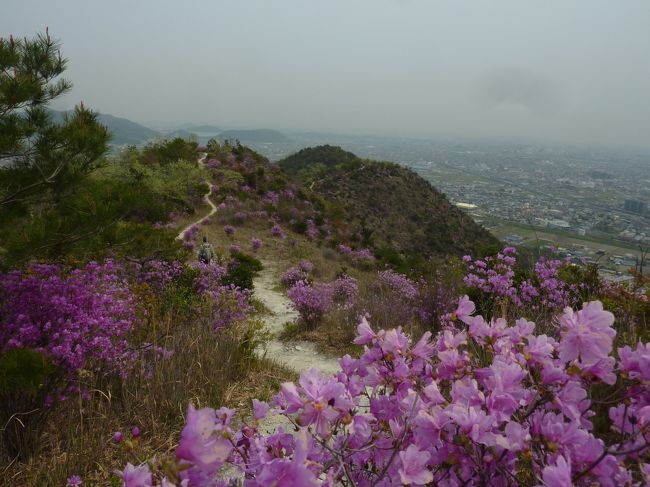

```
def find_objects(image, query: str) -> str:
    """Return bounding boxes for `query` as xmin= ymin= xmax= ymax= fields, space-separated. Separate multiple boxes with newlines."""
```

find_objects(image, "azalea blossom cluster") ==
xmin=250 ymin=237 xmax=263 ymax=252
xmin=379 ymin=269 xmax=419 ymax=301
xmin=286 ymin=280 xmax=333 ymax=327
xmin=281 ymin=261 xmax=314 ymax=288
xmin=191 ymin=262 xmax=253 ymax=331
xmin=205 ymin=284 xmax=252 ymax=331
xmin=132 ymin=260 xmax=185 ymax=294
xmin=271 ymin=223 xmax=286 ymax=239
xmin=305 ymin=219 xmax=319 ymax=240
xmin=118 ymin=296 xmax=650 ymax=486
xmin=287 ymin=275 xmax=359 ymax=327
xmin=329 ymin=274 xmax=359 ymax=309
xmin=0 ymin=261 xmax=137 ymax=382
xmin=337 ymin=244 xmax=375 ymax=267
xmin=463 ymin=247 xmax=586 ymax=314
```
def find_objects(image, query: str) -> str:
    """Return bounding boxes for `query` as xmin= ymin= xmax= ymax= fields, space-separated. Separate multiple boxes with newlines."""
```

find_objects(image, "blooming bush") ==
xmin=379 ymin=269 xmax=418 ymax=301
xmin=330 ymin=274 xmax=358 ymax=309
xmin=306 ymin=219 xmax=319 ymax=240
xmin=368 ymin=269 xmax=423 ymax=326
xmin=117 ymin=296 xmax=650 ymax=486
xmin=298 ymin=260 xmax=314 ymax=273
xmin=271 ymin=223 xmax=285 ymax=238
xmin=191 ymin=262 xmax=229 ymax=294
xmin=205 ymin=284 xmax=253 ymax=331
xmin=281 ymin=266 xmax=310 ymax=288
xmin=287 ymin=281 xmax=333 ymax=328
xmin=223 ymin=225 xmax=235 ymax=237
xmin=250 ymin=237 xmax=263 ymax=252
xmin=0 ymin=261 xmax=139 ymax=459
xmin=0 ymin=261 xmax=136 ymax=382
xmin=191 ymin=262 xmax=253 ymax=331
xmin=463 ymin=247 xmax=595 ymax=320
xmin=338 ymin=244 xmax=352 ymax=255
xmin=351 ymin=247 xmax=375 ymax=264
xmin=233 ymin=211 xmax=247 ymax=223
xmin=132 ymin=260 xmax=184 ymax=294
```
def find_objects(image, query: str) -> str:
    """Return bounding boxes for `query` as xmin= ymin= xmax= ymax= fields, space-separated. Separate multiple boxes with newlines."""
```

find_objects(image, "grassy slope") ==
xmin=278 ymin=146 xmax=501 ymax=262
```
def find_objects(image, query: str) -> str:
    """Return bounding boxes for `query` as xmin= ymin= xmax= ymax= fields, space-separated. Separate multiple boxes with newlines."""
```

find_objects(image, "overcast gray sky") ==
xmin=3 ymin=0 xmax=650 ymax=149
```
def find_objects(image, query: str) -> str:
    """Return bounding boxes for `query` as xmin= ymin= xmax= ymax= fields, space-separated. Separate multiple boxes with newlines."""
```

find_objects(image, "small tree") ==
xmin=0 ymin=30 xmax=109 ymax=209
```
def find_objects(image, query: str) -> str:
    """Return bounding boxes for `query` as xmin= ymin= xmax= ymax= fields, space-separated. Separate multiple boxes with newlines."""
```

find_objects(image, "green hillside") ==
xmin=279 ymin=145 xmax=500 ymax=261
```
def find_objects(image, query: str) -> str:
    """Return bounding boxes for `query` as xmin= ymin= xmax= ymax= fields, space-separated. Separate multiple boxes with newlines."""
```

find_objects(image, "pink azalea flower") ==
xmin=176 ymin=404 xmax=232 ymax=484
xmin=539 ymin=455 xmax=572 ymax=487
xmin=66 ymin=475 xmax=82 ymax=486
xmin=114 ymin=463 xmax=152 ymax=487
xmin=255 ymin=429 xmax=319 ymax=487
xmin=252 ymin=399 xmax=270 ymax=421
xmin=558 ymin=301 xmax=615 ymax=365
xmin=398 ymin=444 xmax=433 ymax=485
xmin=353 ymin=317 xmax=376 ymax=345
xmin=455 ymin=295 xmax=475 ymax=324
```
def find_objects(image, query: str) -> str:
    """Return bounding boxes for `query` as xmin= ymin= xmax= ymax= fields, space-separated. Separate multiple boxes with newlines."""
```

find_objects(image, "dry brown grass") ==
xmin=2 ymin=303 xmax=294 ymax=486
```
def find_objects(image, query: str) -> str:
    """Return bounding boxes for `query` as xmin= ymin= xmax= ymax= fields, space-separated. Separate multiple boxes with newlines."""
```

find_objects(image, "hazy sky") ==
xmin=3 ymin=0 xmax=650 ymax=149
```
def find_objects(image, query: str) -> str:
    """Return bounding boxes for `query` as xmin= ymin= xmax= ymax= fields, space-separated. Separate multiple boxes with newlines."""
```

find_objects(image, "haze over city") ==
xmin=3 ymin=0 xmax=650 ymax=150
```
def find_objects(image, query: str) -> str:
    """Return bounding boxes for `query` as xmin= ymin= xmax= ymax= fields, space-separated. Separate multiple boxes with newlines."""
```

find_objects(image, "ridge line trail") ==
xmin=176 ymin=152 xmax=216 ymax=240
xmin=175 ymin=153 xmax=339 ymax=377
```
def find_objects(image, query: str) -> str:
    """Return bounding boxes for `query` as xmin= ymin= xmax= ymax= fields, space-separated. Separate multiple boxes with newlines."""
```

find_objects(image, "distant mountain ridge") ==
xmin=183 ymin=124 xmax=221 ymax=133
xmin=218 ymin=129 xmax=291 ymax=143
xmin=279 ymin=145 xmax=500 ymax=261
xmin=51 ymin=111 xmax=292 ymax=147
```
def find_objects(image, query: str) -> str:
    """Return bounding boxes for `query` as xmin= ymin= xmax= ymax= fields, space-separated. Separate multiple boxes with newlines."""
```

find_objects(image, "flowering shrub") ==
xmin=463 ymin=247 xmax=594 ymax=319
xmin=264 ymin=190 xmax=280 ymax=207
xmin=223 ymin=225 xmax=235 ymax=237
xmin=191 ymin=262 xmax=228 ymax=294
xmin=366 ymin=269 xmax=424 ymax=326
xmin=205 ymin=158 xmax=220 ymax=169
xmin=0 ymin=261 xmax=136 ymax=382
xmin=298 ymin=260 xmax=314 ymax=273
xmin=205 ymin=284 xmax=253 ymax=331
xmin=306 ymin=219 xmax=319 ymax=240
xmin=287 ymin=281 xmax=333 ymax=328
xmin=117 ymin=296 xmax=650 ymax=486
xmin=281 ymin=266 xmax=310 ymax=288
xmin=351 ymin=247 xmax=375 ymax=264
xmin=338 ymin=244 xmax=352 ymax=255
xmin=250 ymin=237 xmax=263 ymax=252
xmin=330 ymin=274 xmax=358 ymax=309
xmin=0 ymin=261 xmax=138 ymax=459
xmin=463 ymin=247 xmax=518 ymax=300
xmin=271 ymin=223 xmax=285 ymax=238
xmin=228 ymin=244 xmax=241 ymax=255
xmin=190 ymin=262 xmax=253 ymax=331
xmin=233 ymin=211 xmax=247 ymax=223
xmin=379 ymin=269 xmax=418 ymax=301
xmin=132 ymin=260 xmax=184 ymax=294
